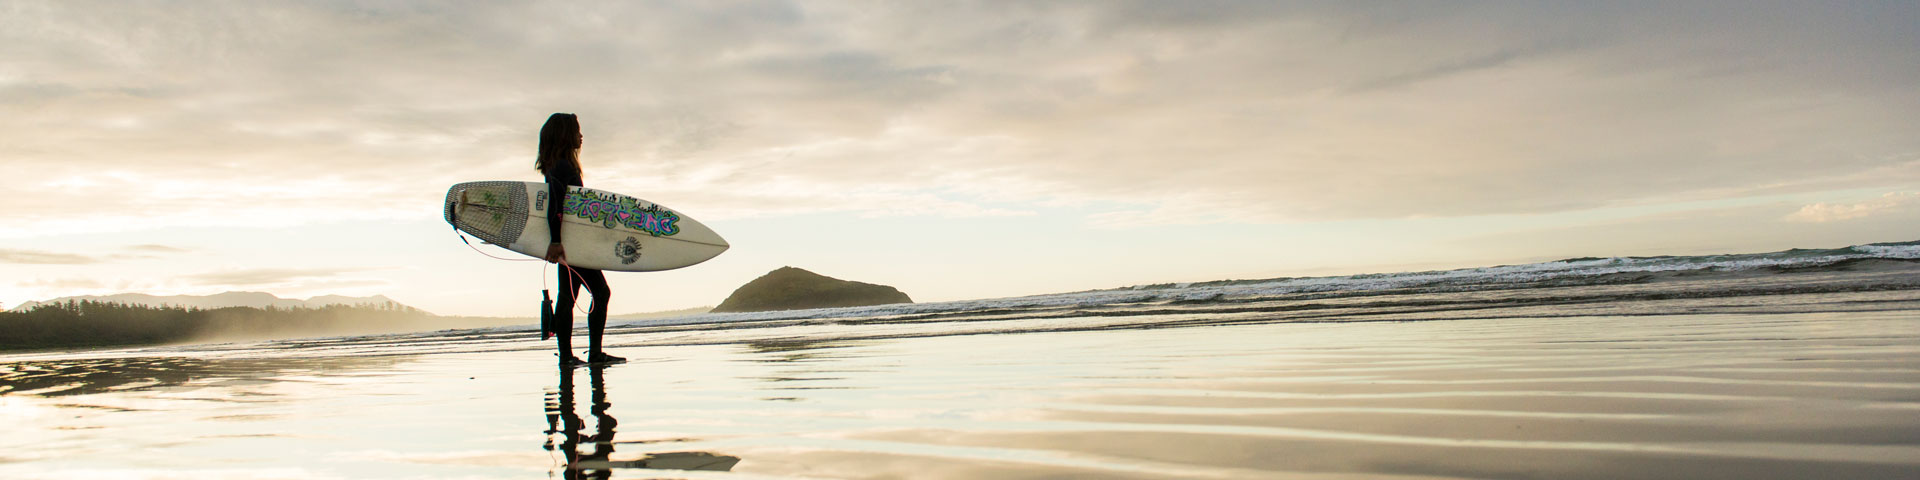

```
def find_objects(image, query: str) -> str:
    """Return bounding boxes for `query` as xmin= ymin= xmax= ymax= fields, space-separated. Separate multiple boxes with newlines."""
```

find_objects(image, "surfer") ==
xmin=537 ymin=113 xmax=623 ymax=366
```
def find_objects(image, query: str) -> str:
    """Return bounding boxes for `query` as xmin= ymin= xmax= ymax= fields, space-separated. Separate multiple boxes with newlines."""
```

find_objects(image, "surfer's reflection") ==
xmin=544 ymin=363 xmax=741 ymax=478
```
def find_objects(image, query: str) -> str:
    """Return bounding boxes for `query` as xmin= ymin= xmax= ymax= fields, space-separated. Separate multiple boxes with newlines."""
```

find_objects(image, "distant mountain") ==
xmin=9 ymin=292 xmax=419 ymax=313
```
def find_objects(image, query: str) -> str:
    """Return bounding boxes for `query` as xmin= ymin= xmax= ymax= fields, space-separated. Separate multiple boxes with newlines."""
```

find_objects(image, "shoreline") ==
xmin=3 ymin=311 xmax=1916 ymax=479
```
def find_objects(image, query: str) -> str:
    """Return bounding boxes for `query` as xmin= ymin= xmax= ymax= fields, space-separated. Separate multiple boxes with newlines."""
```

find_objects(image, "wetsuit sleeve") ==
xmin=547 ymin=176 xmax=564 ymax=244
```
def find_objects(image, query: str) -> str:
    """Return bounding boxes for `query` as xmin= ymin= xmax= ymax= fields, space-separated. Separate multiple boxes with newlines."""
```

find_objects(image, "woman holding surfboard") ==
xmin=537 ymin=113 xmax=622 ymax=366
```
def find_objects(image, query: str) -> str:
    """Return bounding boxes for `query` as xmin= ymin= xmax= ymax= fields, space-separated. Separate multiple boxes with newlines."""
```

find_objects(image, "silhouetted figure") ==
xmin=535 ymin=113 xmax=622 ymax=366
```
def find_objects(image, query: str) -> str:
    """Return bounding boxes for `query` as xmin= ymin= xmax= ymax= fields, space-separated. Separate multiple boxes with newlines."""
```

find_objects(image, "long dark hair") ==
xmin=535 ymin=113 xmax=582 ymax=176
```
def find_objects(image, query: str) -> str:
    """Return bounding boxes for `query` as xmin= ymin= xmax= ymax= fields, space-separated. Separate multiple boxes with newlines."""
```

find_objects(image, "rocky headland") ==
xmin=712 ymin=267 xmax=912 ymax=313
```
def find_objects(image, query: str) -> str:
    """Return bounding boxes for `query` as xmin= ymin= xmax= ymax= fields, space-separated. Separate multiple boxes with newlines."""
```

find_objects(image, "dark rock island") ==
xmin=712 ymin=267 xmax=912 ymax=313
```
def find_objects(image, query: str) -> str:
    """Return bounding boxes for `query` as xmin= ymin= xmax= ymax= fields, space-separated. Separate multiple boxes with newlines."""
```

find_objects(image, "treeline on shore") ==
xmin=0 ymin=300 xmax=443 ymax=350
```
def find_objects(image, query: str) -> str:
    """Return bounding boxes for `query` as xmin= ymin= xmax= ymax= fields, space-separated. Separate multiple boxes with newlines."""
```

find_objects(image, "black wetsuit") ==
xmin=545 ymin=162 xmax=612 ymax=357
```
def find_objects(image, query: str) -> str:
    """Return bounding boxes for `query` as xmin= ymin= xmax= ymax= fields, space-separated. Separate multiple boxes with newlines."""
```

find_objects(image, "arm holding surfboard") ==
xmin=544 ymin=178 xmax=567 ymax=264
xmin=542 ymin=130 xmax=583 ymax=265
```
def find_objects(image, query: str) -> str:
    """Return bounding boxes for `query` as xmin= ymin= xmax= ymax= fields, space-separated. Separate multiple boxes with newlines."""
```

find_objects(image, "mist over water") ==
xmin=2 ymin=242 xmax=1918 ymax=479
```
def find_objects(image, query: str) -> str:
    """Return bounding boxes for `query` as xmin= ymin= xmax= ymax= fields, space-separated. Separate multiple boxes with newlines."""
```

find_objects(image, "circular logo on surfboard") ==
xmin=615 ymin=237 xmax=643 ymax=265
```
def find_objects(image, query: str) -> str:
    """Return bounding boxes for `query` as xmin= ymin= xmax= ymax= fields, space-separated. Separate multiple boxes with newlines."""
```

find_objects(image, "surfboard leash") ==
xmin=451 ymin=227 xmax=593 ymax=316
xmin=551 ymin=259 xmax=595 ymax=316
xmin=453 ymin=229 xmax=542 ymax=263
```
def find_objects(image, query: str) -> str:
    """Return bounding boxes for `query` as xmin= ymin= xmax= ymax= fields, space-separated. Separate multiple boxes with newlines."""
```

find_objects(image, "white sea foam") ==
xmin=613 ymin=241 xmax=1920 ymax=330
xmin=1853 ymin=244 xmax=1920 ymax=258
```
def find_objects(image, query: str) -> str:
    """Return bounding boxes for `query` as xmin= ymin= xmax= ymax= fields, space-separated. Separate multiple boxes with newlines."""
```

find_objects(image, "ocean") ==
xmin=2 ymin=241 xmax=1918 ymax=479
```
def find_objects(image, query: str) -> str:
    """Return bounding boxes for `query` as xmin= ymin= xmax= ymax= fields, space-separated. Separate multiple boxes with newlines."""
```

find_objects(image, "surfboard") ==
xmin=444 ymin=181 xmax=728 ymax=271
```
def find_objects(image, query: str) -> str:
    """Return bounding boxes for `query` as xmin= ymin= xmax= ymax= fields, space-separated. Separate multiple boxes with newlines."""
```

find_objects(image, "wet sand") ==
xmin=2 ymin=311 xmax=1918 ymax=479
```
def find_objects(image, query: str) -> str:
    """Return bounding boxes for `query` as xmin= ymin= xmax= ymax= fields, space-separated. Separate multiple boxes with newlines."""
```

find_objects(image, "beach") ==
xmin=3 ymin=314 xmax=1918 ymax=478
xmin=3 ymin=250 xmax=1920 ymax=479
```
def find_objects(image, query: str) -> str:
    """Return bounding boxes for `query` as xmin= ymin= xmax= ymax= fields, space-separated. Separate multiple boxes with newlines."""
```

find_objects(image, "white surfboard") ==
xmin=444 ymin=181 xmax=728 ymax=271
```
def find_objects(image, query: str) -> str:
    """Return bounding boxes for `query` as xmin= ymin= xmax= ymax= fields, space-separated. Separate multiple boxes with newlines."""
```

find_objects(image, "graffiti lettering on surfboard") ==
xmin=563 ymin=190 xmax=681 ymax=237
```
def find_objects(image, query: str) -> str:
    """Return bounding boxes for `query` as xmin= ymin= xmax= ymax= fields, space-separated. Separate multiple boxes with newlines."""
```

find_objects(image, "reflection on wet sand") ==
xmin=738 ymin=339 xmax=868 ymax=402
xmin=544 ymin=363 xmax=740 ymax=478
xmin=0 ymin=355 xmax=408 ymax=397
xmin=744 ymin=339 xmax=863 ymax=359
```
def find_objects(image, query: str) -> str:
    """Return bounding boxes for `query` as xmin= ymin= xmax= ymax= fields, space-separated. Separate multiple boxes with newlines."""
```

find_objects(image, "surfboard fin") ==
xmin=540 ymin=289 xmax=554 ymax=341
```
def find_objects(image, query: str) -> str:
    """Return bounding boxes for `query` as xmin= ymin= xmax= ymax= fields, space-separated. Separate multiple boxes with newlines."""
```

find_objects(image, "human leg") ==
xmin=576 ymin=268 xmax=622 ymax=360
xmin=554 ymin=264 xmax=586 ymax=365
xmin=576 ymin=268 xmax=622 ymax=363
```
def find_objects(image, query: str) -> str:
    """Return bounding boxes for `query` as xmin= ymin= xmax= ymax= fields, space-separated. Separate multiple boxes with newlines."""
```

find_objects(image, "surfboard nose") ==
xmin=448 ymin=190 xmax=465 ymax=223
xmin=443 ymin=188 xmax=463 ymax=227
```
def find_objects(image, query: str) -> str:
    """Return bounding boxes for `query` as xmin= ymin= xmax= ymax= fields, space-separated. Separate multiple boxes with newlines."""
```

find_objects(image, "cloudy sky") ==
xmin=3 ymin=1 xmax=1917 ymax=316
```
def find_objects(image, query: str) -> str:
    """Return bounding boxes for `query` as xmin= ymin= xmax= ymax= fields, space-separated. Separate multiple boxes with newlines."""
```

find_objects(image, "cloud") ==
xmin=16 ymin=278 xmax=105 ymax=289
xmin=108 ymin=244 xmax=193 ymax=260
xmin=1785 ymin=192 xmax=1920 ymax=223
xmin=0 ymin=1 xmax=1916 ymax=236
xmin=126 ymin=244 xmax=190 ymax=253
xmin=0 ymin=249 xmax=97 ymax=264
xmin=0 ymin=244 xmax=193 ymax=264
xmin=1342 ymin=47 xmax=1543 ymax=94
xmin=184 ymin=268 xmax=374 ymax=287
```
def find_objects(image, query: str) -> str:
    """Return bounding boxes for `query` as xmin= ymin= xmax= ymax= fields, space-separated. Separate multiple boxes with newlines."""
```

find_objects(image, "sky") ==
xmin=3 ymin=1 xmax=1918 ymax=316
